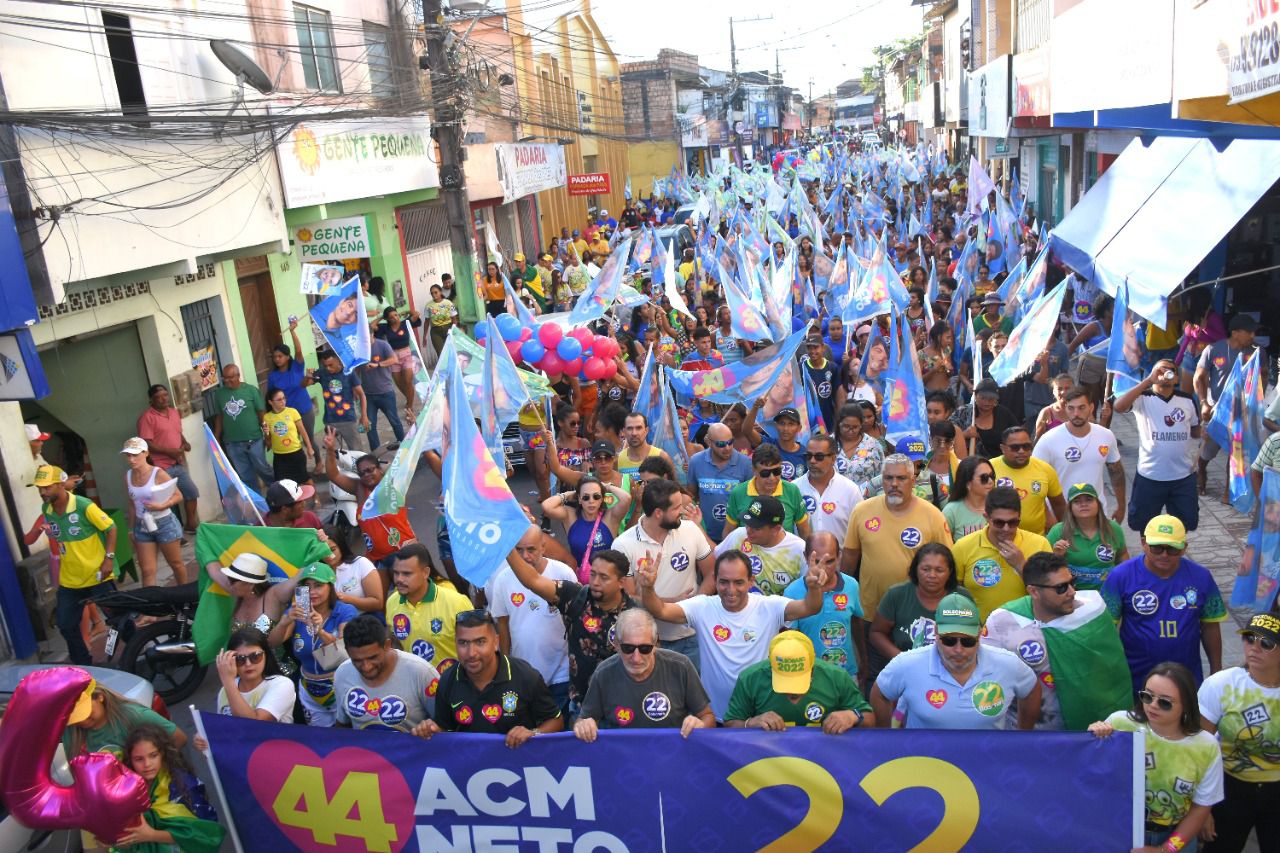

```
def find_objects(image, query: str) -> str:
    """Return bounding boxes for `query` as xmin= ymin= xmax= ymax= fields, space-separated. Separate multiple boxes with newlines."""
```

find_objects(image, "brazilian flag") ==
xmin=193 ymin=524 xmax=333 ymax=665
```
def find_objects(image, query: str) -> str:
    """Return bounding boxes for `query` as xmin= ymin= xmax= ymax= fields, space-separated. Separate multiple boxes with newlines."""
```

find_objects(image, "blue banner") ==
xmin=200 ymin=714 xmax=1139 ymax=852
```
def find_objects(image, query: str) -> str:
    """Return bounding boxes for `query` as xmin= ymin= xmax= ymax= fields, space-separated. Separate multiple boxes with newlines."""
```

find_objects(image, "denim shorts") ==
xmin=133 ymin=512 xmax=182 ymax=544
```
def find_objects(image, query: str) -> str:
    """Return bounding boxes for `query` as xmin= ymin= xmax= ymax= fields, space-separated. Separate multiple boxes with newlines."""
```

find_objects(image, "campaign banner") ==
xmin=496 ymin=143 xmax=567 ymax=204
xmin=568 ymin=173 xmax=611 ymax=196
xmin=200 ymin=714 xmax=1140 ymax=852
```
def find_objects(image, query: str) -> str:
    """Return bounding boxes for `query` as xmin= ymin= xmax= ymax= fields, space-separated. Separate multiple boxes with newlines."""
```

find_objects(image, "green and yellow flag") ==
xmin=192 ymin=524 xmax=333 ymax=665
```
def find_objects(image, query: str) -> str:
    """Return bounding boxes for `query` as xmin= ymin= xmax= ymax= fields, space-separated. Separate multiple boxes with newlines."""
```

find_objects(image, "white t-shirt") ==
xmin=1031 ymin=422 xmax=1120 ymax=513
xmin=676 ymin=593 xmax=790 ymax=720
xmin=795 ymin=472 xmax=863 ymax=540
xmin=487 ymin=559 xmax=576 ymax=685
xmin=216 ymin=674 xmax=295 ymax=723
xmin=715 ymin=528 xmax=807 ymax=596
xmin=612 ymin=520 xmax=712 ymax=642
xmin=335 ymin=557 xmax=377 ymax=601
xmin=1129 ymin=389 xmax=1200 ymax=481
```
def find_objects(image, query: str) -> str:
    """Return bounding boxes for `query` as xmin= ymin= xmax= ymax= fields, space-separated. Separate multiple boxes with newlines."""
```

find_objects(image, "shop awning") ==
xmin=1049 ymin=136 xmax=1280 ymax=325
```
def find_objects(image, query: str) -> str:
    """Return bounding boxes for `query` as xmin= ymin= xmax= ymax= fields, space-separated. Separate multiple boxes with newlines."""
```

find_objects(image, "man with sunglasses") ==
xmin=574 ymin=609 xmax=713 ymax=740
xmin=954 ymin=486 xmax=1051 ymax=622
xmin=989 ymin=426 xmax=1065 ymax=534
xmin=1103 ymin=515 xmax=1226 ymax=694
xmin=413 ymin=610 xmax=563 ymax=747
xmin=983 ymin=553 xmax=1131 ymax=731
xmin=870 ymin=592 xmax=1041 ymax=730
xmin=745 ymin=405 xmax=807 ymax=482
xmin=688 ymin=424 xmax=753 ymax=542
xmin=723 ymin=444 xmax=811 ymax=539
xmin=795 ymin=434 xmax=863 ymax=540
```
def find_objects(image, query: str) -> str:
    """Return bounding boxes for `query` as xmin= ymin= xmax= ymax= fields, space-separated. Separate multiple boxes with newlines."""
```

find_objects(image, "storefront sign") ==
xmin=567 ymin=173 xmax=611 ymax=196
xmin=276 ymin=116 xmax=438 ymax=208
xmin=681 ymin=114 xmax=708 ymax=148
xmin=1051 ymin=0 xmax=1172 ymax=114
xmin=292 ymin=216 xmax=371 ymax=262
xmin=1013 ymin=44 xmax=1051 ymax=117
xmin=1228 ymin=1 xmax=1280 ymax=103
xmin=495 ymin=142 xmax=567 ymax=204
xmin=992 ymin=138 xmax=1012 ymax=158
xmin=968 ymin=55 xmax=1010 ymax=138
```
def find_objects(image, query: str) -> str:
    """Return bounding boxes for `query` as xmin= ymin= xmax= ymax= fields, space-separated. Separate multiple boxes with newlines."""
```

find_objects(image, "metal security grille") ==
xmin=517 ymin=195 xmax=539 ymax=257
xmin=496 ymin=203 xmax=518 ymax=263
xmin=181 ymin=297 xmax=221 ymax=419
xmin=399 ymin=202 xmax=450 ymax=252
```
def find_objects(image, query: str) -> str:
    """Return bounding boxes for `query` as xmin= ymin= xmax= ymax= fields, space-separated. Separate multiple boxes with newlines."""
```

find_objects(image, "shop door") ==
xmin=235 ymin=256 xmax=281 ymax=388
xmin=397 ymin=202 xmax=452 ymax=311
xmin=1037 ymin=139 xmax=1059 ymax=227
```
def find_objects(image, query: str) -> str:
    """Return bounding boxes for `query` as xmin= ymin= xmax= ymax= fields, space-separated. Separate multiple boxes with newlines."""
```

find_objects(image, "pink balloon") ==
xmin=540 ymin=351 xmax=566 ymax=375
xmin=537 ymin=323 xmax=563 ymax=348
xmin=583 ymin=356 xmax=608 ymax=380
xmin=562 ymin=357 xmax=583 ymax=375
xmin=596 ymin=337 xmax=618 ymax=359
xmin=570 ymin=327 xmax=594 ymax=345
xmin=505 ymin=340 xmax=524 ymax=360
xmin=0 ymin=667 xmax=149 ymax=843
xmin=519 ymin=326 xmax=533 ymax=341
xmin=601 ymin=359 xmax=618 ymax=379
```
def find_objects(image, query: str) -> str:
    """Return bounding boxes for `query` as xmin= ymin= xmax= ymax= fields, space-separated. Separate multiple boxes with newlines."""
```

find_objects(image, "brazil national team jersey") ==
xmin=1102 ymin=556 xmax=1226 ymax=692
xmin=385 ymin=581 xmax=473 ymax=673
xmin=43 ymin=495 xmax=114 ymax=589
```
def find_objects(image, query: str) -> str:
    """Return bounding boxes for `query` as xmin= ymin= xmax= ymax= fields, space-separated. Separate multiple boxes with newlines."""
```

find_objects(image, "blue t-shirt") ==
xmin=783 ymin=574 xmax=864 ymax=676
xmin=824 ymin=335 xmax=846 ymax=371
xmin=875 ymin=643 xmax=1038 ymax=730
xmin=293 ymin=601 xmax=358 ymax=679
xmin=759 ymin=434 xmax=807 ymax=481
xmin=1102 ymin=555 xmax=1227 ymax=691
xmin=803 ymin=357 xmax=838 ymax=430
xmin=687 ymin=449 xmax=753 ymax=541
xmin=316 ymin=368 xmax=362 ymax=423
xmin=268 ymin=360 xmax=313 ymax=415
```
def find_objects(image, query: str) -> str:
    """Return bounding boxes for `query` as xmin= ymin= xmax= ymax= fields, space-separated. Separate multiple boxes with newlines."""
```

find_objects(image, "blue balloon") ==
xmin=556 ymin=336 xmax=583 ymax=361
xmin=520 ymin=339 xmax=546 ymax=364
xmin=497 ymin=313 xmax=522 ymax=342
xmin=474 ymin=322 xmax=488 ymax=340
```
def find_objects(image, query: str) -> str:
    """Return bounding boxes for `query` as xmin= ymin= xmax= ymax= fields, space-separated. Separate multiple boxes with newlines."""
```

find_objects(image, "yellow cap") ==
xmin=32 ymin=465 xmax=67 ymax=487
xmin=769 ymin=631 xmax=815 ymax=695
xmin=1144 ymin=514 xmax=1187 ymax=549
xmin=67 ymin=676 xmax=97 ymax=725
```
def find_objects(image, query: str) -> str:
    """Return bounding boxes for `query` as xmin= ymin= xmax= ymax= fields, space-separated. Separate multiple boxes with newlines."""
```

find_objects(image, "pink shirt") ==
xmin=137 ymin=406 xmax=184 ymax=469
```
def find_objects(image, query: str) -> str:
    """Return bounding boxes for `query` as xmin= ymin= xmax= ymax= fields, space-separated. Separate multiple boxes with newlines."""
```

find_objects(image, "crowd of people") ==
xmin=26 ymin=149 xmax=1280 ymax=853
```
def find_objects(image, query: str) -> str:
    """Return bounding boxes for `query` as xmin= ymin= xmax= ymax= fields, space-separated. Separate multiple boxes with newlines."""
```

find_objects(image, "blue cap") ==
xmin=895 ymin=436 xmax=926 ymax=461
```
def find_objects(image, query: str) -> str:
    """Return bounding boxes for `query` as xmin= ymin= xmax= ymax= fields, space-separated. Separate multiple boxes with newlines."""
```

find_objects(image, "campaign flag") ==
xmin=652 ymin=366 xmax=692 ymax=484
xmin=502 ymin=274 xmax=535 ymax=327
xmin=192 ymin=524 xmax=333 ymax=664
xmin=971 ymin=316 xmax=984 ymax=408
xmin=1228 ymin=349 xmax=1265 ymax=513
xmin=441 ymin=352 xmax=531 ymax=589
xmin=1233 ymin=468 xmax=1280 ymax=611
xmin=630 ymin=227 xmax=655 ymax=271
xmin=948 ymin=280 xmax=971 ymax=373
xmin=989 ymin=280 xmax=1067 ymax=386
xmin=484 ymin=223 xmax=504 ymax=269
xmin=1004 ymin=244 xmax=1049 ymax=322
xmin=308 ymin=274 xmax=370 ymax=374
xmin=624 ymin=175 xmax=632 ymax=201
xmin=569 ymin=237 xmax=632 ymax=324
xmin=719 ymin=259 xmax=771 ymax=342
xmin=967 ymin=154 xmax=996 ymax=215
xmin=480 ymin=315 xmax=531 ymax=463
xmin=632 ymin=344 xmax=658 ymax=425
xmin=662 ymin=245 xmax=693 ymax=321
xmin=361 ymin=418 xmax=432 ymax=522
xmin=1106 ymin=285 xmax=1146 ymax=395
xmin=926 ymin=256 xmax=940 ymax=304
xmin=882 ymin=313 xmax=930 ymax=451
xmin=202 ymin=424 xmax=266 ymax=526
xmin=843 ymin=240 xmax=895 ymax=325
xmin=668 ymin=325 xmax=809 ymax=405
xmin=1205 ymin=354 xmax=1243 ymax=458
xmin=650 ymin=226 xmax=669 ymax=286
xmin=298 ymin=263 xmax=345 ymax=296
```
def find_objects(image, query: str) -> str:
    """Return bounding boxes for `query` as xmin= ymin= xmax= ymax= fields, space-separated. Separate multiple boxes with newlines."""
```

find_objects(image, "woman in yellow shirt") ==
xmin=263 ymin=387 xmax=315 ymax=485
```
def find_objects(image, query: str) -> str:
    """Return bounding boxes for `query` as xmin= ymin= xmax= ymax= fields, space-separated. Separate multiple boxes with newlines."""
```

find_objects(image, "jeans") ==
xmin=224 ymin=438 xmax=272 ymax=491
xmin=549 ymin=680 xmax=572 ymax=722
xmin=57 ymin=581 xmax=115 ymax=665
xmin=665 ymin=634 xmax=701 ymax=672
xmin=365 ymin=391 xmax=404 ymax=451
xmin=162 ymin=463 xmax=200 ymax=500
xmin=325 ymin=420 xmax=364 ymax=454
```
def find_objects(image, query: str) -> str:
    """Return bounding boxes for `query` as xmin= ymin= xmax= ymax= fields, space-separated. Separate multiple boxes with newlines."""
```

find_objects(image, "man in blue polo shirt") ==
xmin=869 ymin=592 xmax=1041 ymax=729
xmin=688 ymin=423 xmax=753 ymax=542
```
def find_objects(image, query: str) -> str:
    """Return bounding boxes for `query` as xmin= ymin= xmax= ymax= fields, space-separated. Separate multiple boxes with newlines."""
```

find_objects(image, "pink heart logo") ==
xmin=246 ymin=741 xmax=415 ymax=852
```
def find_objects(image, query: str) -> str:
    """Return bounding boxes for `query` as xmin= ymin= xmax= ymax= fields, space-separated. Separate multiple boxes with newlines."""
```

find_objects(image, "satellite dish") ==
xmin=210 ymin=40 xmax=274 ymax=95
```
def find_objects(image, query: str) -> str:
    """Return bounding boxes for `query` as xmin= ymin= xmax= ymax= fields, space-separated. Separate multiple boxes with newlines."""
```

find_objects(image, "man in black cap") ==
xmin=746 ymin=402 xmax=807 ymax=481
xmin=1194 ymin=313 xmax=1267 ymax=495
xmin=714 ymin=495 xmax=806 ymax=596
xmin=263 ymin=479 xmax=323 ymax=530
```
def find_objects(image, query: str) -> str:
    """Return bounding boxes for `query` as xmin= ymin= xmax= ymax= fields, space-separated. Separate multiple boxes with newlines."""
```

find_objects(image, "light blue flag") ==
xmin=989 ymin=280 xmax=1068 ymax=386
xmin=719 ymin=258 xmax=771 ymax=342
xmin=308 ymin=274 xmax=370 ymax=374
xmin=480 ymin=316 xmax=531 ymax=463
xmin=1205 ymin=354 xmax=1244 ymax=452
xmin=624 ymin=175 xmax=632 ymax=201
xmin=1205 ymin=349 xmax=1265 ymax=513
xmin=1233 ymin=466 xmax=1280 ymax=611
xmin=668 ymin=325 xmax=809 ymax=404
xmin=1106 ymin=284 xmax=1146 ymax=395
xmin=441 ymin=351 xmax=531 ymax=589
xmin=502 ymin=274 xmax=535 ymax=327
xmin=650 ymin=225 xmax=669 ymax=286
xmin=632 ymin=344 xmax=658 ymax=424
xmin=926 ymin=257 xmax=940 ymax=304
xmin=202 ymin=424 xmax=265 ymax=525
xmin=570 ymin=237 xmax=632 ymax=324
xmin=651 ymin=366 xmax=692 ymax=485
xmin=1004 ymin=244 xmax=1050 ymax=322
xmin=882 ymin=313 xmax=930 ymax=451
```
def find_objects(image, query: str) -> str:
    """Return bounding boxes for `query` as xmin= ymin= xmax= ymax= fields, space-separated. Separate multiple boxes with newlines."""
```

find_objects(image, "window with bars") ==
xmin=295 ymin=5 xmax=341 ymax=93
xmin=363 ymin=22 xmax=394 ymax=99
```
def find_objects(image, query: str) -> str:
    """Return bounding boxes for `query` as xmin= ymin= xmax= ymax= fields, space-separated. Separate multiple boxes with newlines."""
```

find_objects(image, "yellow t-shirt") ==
xmin=385 ymin=581 xmax=473 ymax=672
xmin=572 ymin=238 xmax=589 ymax=258
xmin=953 ymin=527 xmax=1053 ymax=622
xmin=843 ymin=495 xmax=953 ymax=621
xmin=988 ymin=456 xmax=1062 ymax=534
xmin=263 ymin=407 xmax=303 ymax=455
xmin=43 ymin=495 xmax=114 ymax=589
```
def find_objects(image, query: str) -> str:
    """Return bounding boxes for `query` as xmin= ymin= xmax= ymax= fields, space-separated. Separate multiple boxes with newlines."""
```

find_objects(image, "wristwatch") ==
xmin=105 ymin=552 xmax=116 ymax=560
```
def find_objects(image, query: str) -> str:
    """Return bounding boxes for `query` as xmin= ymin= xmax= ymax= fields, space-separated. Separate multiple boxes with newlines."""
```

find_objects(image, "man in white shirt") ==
xmin=487 ymin=527 xmax=576 ymax=713
xmin=795 ymin=433 xmax=862 ymax=539
xmin=1032 ymin=386 xmax=1125 ymax=521
xmin=636 ymin=548 xmax=826 ymax=720
xmin=611 ymin=479 xmax=714 ymax=669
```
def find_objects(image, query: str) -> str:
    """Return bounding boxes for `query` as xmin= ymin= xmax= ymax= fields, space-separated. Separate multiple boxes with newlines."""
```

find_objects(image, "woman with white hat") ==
xmin=205 ymin=552 xmax=307 ymax=675
xmin=121 ymin=436 xmax=186 ymax=586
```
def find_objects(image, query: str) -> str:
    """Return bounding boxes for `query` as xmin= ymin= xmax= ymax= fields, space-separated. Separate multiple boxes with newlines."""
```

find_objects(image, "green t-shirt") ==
xmin=877 ymin=581 xmax=975 ymax=652
xmin=725 ymin=658 xmax=871 ymax=726
xmin=62 ymin=702 xmax=177 ymax=758
xmin=942 ymin=500 xmax=987 ymax=540
xmin=725 ymin=480 xmax=809 ymax=536
xmin=212 ymin=383 xmax=266 ymax=443
xmin=1106 ymin=710 xmax=1223 ymax=827
xmin=1046 ymin=520 xmax=1125 ymax=590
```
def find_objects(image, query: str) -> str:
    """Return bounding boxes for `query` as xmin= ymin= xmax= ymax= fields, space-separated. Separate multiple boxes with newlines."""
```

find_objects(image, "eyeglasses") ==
xmin=712 ymin=440 xmax=733 ymax=448
xmin=938 ymin=636 xmax=978 ymax=648
xmin=619 ymin=643 xmax=655 ymax=655
xmin=357 ymin=468 xmax=379 ymax=477
xmin=1148 ymin=544 xmax=1185 ymax=556
xmin=757 ymin=467 xmax=783 ymax=478
xmin=988 ymin=517 xmax=1021 ymax=528
xmin=1003 ymin=442 xmax=1033 ymax=452
xmin=976 ymin=473 xmax=994 ymax=483
xmin=234 ymin=651 xmax=265 ymax=666
xmin=1138 ymin=690 xmax=1175 ymax=712
xmin=803 ymin=452 xmax=831 ymax=461
xmin=1028 ymin=579 xmax=1076 ymax=595
xmin=1243 ymin=633 xmax=1278 ymax=651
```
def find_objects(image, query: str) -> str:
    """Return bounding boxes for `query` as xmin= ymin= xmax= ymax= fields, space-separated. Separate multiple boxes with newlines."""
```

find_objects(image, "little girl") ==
xmin=112 ymin=724 xmax=225 ymax=852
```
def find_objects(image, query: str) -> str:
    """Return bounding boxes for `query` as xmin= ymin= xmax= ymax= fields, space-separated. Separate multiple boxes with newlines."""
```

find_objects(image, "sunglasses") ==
xmin=1243 ymin=633 xmax=1278 ymax=651
xmin=757 ymin=467 xmax=783 ymax=478
xmin=988 ymin=517 xmax=1021 ymax=528
xmin=1029 ymin=579 xmax=1076 ymax=595
xmin=1138 ymin=690 xmax=1175 ymax=712
xmin=234 ymin=650 xmax=265 ymax=666
xmin=712 ymin=440 xmax=733 ymax=448
xmin=1148 ymin=544 xmax=1185 ymax=555
xmin=619 ymin=643 xmax=655 ymax=655
xmin=803 ymin=452 xmax=831 ymax=461
xmin=976 ymin=473 xmax=994 ymax=483
xmin=580 ymin=493 xmax=603 ymax=502
xmin=456 ymin=608 xmax=496 ymax=627
xmin=591 ymin=454 xmax=614 ymax=461
xmin=938 ymin=636 xmax=978 ymax=648
xmin=1004 ymin=442 xmax=1033 ymax=452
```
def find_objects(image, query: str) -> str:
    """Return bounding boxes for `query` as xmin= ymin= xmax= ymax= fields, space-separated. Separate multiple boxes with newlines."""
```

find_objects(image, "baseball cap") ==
xmin=222 ymin=553 xmax=269 ymax=584
xmin=1067 ymin=483 xmax=1099 ymax=502
xmin=67 ymin=674 xmax=97 ymax=725
xmin=572 ymin=229 xmax=580 ymax=236
xmin=1229 ymin=314 xmax=1259 ymax=333
xmin=982 ymin=292 xmax=1004 ymax=306
xmin=773 ymin=407 xmax=801 ymax=424
xmin=741 ymin=495 xmax=785 ymax=528
xmin=24 ymin=424 xmax=50 ymax=442
xmin=1239 ymin=612 xmax=1280 ymax=645
xmin=120 ymin=437 xmax=149 ymax=456
xmin=974 ymin=378 xmax=1000 ymax=398
xmin=589 ymin=441 xmax=617 ymax=458
xmin=513 ymin=252 xmax=525 ymax=262
xmin=266 ymin=479 xmax=315 ymax=509
xmin=895 ymin=436 xmax=926 ymax=461
xmin=769 ymin=631 xmax=815 ymax=694
xmin=297 ymin=563 xmax=337 ymax=585
xmin=934 ymin=592 xmax=981 ymax=637
xmin=601 ymin=209 xmax=609 ymax=216
xmin=1144 ymin=514 xmax=1187 ymax=549
xmin=31 ymin=465 xmax=68 ymax=487
xmin=541 ymin=253 xmax=553 ymax=261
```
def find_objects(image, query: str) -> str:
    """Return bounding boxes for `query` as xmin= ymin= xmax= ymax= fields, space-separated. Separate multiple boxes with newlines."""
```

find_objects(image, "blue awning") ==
xmin=1049 ymin=136 xmax=1280 ymax=326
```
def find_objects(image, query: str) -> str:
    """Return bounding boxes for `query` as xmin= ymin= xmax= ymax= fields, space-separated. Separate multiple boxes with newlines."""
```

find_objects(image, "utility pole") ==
xmin=728 ymin=14 xmax=771 ymax=165
xmin=808 ymin=77 xmax=814 ymax=137
xmin=423 ymin=0 xmax=478 ymax=324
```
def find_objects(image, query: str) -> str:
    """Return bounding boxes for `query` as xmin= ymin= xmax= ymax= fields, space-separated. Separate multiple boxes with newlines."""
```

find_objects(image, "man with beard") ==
xmin=1032 ymin=386 xmax=1125 ymax=522
xmin=953 ymin=486 xmax=1051 ymax=622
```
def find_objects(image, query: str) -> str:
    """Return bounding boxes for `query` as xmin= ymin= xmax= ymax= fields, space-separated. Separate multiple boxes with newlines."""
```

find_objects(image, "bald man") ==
xmin=783 ymin=532 xmax=868 ymax=684
xmin=688 ymin=423 xmax=754 ymax=542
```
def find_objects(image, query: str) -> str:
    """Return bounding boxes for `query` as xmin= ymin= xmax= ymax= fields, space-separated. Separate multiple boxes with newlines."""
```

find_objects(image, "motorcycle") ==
xmin=328 ymin=447 xmax=363 ymax=528
xmin=93 ymin=583 xmax=207 ymax=705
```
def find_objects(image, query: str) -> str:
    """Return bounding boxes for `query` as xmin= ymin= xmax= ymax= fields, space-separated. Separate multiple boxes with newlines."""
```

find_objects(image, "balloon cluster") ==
xmin=771 ymin=152 xmax=806 ymax=173
xmin=476 ymin=314 xmax=620 ymax=381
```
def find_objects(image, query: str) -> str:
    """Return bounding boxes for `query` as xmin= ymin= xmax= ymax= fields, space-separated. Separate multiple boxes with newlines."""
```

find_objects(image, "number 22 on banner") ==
xmin=727 ymin=756 xmax=979 ymax=852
